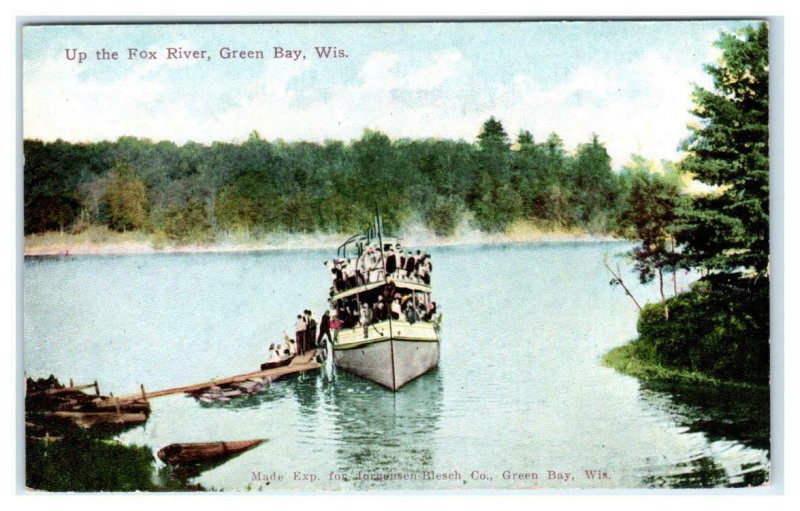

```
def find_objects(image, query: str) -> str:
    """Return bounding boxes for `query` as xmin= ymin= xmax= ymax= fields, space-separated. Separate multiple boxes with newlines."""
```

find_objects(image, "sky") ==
xmin=22 ymin=20 xmax=759 ymax=169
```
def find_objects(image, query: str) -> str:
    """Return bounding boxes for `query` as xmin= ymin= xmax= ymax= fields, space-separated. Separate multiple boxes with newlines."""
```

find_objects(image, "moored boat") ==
xmin=157 ymin=439 xmax=266 ymax=466
xmin=326 ymin=213 xmax=441 ymax=391
xmin=260 ymin=357 xmax=294 ymax=371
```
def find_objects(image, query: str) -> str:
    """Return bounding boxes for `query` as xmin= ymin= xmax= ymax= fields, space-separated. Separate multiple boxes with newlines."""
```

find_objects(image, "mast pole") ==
xmin=375 ymin=204 xmax=397 ymax=390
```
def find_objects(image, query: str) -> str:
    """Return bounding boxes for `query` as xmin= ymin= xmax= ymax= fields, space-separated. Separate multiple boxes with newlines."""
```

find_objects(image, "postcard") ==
xmin=21 ymin=19 xmax=774 ymax=492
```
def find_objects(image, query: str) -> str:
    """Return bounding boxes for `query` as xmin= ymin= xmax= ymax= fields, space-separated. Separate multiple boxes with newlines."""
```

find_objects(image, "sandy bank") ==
xmin=24 ymin=225 xmax=621 ymax=257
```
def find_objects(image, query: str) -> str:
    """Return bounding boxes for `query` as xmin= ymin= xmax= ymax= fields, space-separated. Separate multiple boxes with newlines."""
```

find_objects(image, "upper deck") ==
xmin=331 ymin=277 xmax=431 ymax=302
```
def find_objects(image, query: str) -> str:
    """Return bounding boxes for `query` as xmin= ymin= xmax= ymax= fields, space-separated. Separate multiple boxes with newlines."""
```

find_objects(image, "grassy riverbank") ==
xmin=24 ymin=221 xmax=615 ymax=256
xmin=602 ymin=341 xmax=765 ymax=390
xmin=27 ymin=432 xmax=157 ymax=492
xmin=26 ymin=432 xmax=205 ymax=492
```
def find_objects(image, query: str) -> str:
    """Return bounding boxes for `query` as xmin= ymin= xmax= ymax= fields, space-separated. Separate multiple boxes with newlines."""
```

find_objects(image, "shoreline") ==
xmin=24 ymin=226 xmax=621 ymax=257
xmin=602 ymin=342 xmax=766 ymax=390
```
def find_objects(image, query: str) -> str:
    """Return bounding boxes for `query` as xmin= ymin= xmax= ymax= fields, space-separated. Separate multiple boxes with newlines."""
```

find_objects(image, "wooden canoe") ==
xmin=157 ymin=439 xmax=266 ymax=466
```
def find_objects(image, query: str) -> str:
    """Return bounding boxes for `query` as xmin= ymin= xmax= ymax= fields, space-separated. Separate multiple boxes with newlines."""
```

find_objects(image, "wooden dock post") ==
xmin=114 ymin=396 xmax=120 ymax=414
xmin=94 ymin=380 xmax=99 ymax=396
xmin=69 ymin=378 xmax=73 ymax=387
xmin=140 ymin=384 xmax=147 ymax=402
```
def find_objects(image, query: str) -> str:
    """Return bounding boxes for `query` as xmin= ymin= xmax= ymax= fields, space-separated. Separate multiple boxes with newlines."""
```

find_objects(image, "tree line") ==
xmin=24 ymin=120 xmax=664 ymax=242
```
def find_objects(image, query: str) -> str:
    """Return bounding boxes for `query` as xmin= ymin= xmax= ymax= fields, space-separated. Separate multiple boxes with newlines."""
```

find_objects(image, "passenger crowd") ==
xmin=321 ymin=242 xmax=439 ymax=332
xmin=270 ymin=243 xmax=438 ymax=362
xmin=324 ymin=243 xmax=432 ymax=294
xmin=333 ymin=291 xmax=438 ymax=330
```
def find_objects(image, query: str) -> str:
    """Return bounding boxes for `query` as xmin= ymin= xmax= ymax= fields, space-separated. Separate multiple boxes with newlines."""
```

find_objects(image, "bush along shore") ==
xmin=604 ymin=23 xmax=770 ymax=390
xmin=603 ymin=276 xmax=770 ymax=389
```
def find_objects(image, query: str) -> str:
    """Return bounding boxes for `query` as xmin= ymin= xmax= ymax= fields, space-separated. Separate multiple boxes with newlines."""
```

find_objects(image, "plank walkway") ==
xmin=111 ymin=351 xmax=321 ymax=403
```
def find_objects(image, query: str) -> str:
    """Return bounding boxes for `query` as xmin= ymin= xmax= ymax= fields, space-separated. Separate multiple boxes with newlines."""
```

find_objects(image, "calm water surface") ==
xmin=24 ymin=242 xmax=770 ymax=490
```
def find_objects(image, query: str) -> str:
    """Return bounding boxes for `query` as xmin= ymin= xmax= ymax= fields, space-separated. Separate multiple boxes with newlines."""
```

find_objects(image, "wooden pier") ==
xmin=110 ymin=350 xmax=321 ymax=404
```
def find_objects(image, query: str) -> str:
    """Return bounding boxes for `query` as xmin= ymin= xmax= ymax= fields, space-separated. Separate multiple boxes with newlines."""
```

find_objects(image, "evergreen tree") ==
xmin=679 ymin=22 xmax=769 ymax=276
xmin=469 ymin=117 xmax=518 ymax=231
xmin=569 ymin=134 xmax=618 ymax=229
xmin=516 ymin=129 xmax=534 ymax=147
xmin=477 ymin=116 xmax=510 ymax=150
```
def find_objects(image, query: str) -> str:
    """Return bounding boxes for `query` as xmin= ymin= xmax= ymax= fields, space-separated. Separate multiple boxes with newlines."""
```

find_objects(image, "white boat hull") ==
xmin=333 ymin=320 xmax=439 ymax=390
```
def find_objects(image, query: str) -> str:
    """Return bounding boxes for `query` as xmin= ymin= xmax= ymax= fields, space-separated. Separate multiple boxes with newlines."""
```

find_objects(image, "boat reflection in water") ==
xmin=324 ymin=367 xmax=445 ymax=490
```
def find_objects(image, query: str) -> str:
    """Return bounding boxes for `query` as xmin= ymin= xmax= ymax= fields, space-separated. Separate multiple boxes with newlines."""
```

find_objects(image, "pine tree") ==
xmin=477 ymin=116 xmax=510 ymax=150
xmin=679 ymin=22 xmax=769 ymax=276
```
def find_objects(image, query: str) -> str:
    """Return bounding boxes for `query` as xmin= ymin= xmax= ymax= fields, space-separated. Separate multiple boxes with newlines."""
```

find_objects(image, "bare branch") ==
xmin=603 ymin=257 xmax=643 ymax=311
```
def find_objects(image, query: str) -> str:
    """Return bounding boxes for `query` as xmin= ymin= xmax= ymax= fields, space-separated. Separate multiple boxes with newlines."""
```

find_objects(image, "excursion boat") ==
xmin=327 ymin=214 xmax=440 ymax=391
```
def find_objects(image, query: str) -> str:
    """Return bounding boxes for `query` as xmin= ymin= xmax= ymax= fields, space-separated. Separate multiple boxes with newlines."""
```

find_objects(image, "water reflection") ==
xmin=326 ymin=367 xmax=444 ymax=489
xmin=288 ymin=370 xmax=322 ymax=417
xmin=637 ymin=380 xmax=770 ymax=488
xmin=640 ymin=381 xmax=770 ymax=450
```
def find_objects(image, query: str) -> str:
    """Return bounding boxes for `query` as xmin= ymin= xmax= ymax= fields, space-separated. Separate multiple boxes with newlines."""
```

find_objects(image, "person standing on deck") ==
xmin=372 ymin=295 xmax=386 ymax=322
xmin=295 ymin=314 xmax=307 ymax=354
xmin=384 ymin=245 xmax=396 ymax=278
xmin=359 ymin=302 xmax=371 ymax=338
xmin=367 ymin=247 xmax=382 ymax=282
xmin=306 ymin=310 xmax=318 ymax=350
xmin=421 ymin=258 xmax=432 ymax=284
xmin=326 ymin=260 xmax=344 ymax=292
xmin=404 ymin=252 xmax=416 ymax=280
xmin=398 ymin=249 xmax=407 ymax=279
xmin=345 ymin=260 xmax=357 ymax=289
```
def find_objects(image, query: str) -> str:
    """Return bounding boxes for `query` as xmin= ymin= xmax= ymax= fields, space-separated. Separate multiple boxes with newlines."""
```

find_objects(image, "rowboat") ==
xmin=157 ymin=439 xmax=266 ymax=466
xmin=260 ymin=357 xmax=294 ymax=371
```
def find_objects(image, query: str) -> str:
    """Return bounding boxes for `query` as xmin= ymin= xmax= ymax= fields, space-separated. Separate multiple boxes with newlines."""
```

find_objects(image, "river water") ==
xmin=23 ymin=242 xmax=770 ymax=490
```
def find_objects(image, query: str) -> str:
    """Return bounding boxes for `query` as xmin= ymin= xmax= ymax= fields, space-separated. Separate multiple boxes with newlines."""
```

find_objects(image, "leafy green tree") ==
xmin=424 ymin=196 xmax=463 ymax=236
xmin=162 ymin=199 xmax=212 ymax=243
xmin=23 ymin=139 xmax=97 ymax=233
xmin=620 ymin=168 xmax=687 ymax=319
xmin=351 ymin=129 xmax=411 ymax=233
xmin=215 ymin=171 xmax=281 ymax=233
xmin=468 ymin=117 xmax=519 ymax=231
xmin=103 ymin=161 xmax=150 ymax=232
xmin=679 ymin=22 xmax=769 ymax=276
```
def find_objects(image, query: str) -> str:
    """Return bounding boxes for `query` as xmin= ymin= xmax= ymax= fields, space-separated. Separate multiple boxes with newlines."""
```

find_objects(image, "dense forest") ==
xmin=24 ymin=119 xmax=669 ymax=242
